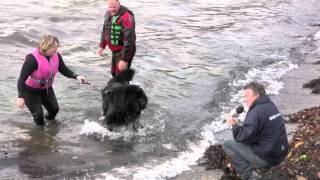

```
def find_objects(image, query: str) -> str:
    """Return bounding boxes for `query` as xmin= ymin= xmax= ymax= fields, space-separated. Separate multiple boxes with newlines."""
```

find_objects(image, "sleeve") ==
xmin=120 ymin=12 xmax=135 ymax=62
xmin=99 ymin=12 xmax=109 ymax=49
xmin=232 ymin=109 xmax=260 ymax=145
xmin=57 ymin=53 xmax=78 ymax=79
xmin=17 ymin=54 xmax=38 ymax=98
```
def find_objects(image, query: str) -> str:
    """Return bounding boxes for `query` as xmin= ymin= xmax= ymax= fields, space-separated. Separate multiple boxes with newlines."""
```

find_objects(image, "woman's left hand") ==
xmin=76 ymin=75 xmax=86 ymax=84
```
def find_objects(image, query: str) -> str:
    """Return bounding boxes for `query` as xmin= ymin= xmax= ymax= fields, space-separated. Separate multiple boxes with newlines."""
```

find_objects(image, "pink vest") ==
xmin=25 ymin=48 xmax=59 ymax=89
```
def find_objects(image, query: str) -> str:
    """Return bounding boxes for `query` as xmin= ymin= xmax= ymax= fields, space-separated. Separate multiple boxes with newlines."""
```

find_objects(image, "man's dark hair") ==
xmin=244 ymin=81 xmax=266 ymax=96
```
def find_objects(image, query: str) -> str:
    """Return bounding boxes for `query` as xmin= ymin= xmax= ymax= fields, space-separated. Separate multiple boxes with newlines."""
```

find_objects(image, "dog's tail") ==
xmin=116 ymin=68 xmax=135 ymax=82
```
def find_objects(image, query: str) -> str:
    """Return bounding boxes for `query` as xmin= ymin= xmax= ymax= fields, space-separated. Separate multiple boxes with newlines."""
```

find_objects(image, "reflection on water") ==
xmin=18 ymin=122 xmax=61 ymax=178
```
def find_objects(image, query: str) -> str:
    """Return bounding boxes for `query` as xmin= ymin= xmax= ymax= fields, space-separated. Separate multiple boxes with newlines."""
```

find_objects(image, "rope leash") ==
xmin=81 ymin=80 xmax=102 ymax=92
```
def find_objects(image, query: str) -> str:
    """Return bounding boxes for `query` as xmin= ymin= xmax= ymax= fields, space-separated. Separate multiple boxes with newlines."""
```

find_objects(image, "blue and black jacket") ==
xmin=232 ymin=94 xmax=289 ymax=165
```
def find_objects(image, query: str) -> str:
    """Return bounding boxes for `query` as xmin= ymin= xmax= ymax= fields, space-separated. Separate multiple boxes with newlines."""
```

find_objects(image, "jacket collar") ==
xmin=249 ymin=94 xmax=271 ymax=110
xmin=114 ymin=5 xmax=128 ymax=17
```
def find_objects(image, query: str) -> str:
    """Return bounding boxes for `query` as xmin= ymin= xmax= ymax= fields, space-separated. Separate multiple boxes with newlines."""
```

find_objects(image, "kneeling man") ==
xmin=223 ymin=81 xmax=289 ymax=180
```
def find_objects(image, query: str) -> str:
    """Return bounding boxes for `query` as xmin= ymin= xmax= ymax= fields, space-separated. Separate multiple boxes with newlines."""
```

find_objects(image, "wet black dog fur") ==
xmin=101 ymin=69 xmax=148 ymax=131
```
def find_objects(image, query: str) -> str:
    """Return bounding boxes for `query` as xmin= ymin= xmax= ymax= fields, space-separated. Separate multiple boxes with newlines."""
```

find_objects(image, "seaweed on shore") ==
xmin=198 ymin=144 xmax=241 ymax=179
xmin=198 ymin=144 xmax=227 ymax=170
xmin=263 ymin=106 xmax=320 ymax=180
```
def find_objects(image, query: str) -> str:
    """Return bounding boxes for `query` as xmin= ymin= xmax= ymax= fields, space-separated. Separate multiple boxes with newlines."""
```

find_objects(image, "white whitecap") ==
xmin=80 ymin=119 xmax=135 ymax=141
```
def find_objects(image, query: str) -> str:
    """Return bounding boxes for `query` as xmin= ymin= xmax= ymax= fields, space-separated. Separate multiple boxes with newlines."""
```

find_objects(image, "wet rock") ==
xmin=312 ymin=88 xmax=320 ymax=94
xmin=308 ymin=22 xmax=320 ymax=27
xmin=303 ymin=77 xmax=320 ymax=94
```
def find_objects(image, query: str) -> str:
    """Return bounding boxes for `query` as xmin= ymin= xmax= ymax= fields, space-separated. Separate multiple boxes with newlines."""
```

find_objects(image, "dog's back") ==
xmin=108 ymin=68 xmax=135 ymax=85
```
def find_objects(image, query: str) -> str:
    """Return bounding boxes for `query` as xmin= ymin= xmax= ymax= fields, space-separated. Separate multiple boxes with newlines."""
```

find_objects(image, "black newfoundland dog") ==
xmin=101 ymin=68 xmax=148 ymax=131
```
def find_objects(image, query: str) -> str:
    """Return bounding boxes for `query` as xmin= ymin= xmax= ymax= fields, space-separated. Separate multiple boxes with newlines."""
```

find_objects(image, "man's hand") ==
xmin=98 ymin=47 xmax=104 ymax=57
xmin=16 ymin=98 xmax=25 ymax=109
xmin=117 ymin=60 xmax=128 ymax=72
xmin=226 ymin=117 xmax=237 ymax=126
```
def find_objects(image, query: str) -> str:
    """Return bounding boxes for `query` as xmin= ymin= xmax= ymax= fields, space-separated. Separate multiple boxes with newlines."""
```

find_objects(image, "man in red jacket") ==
xmin=98 ymin=0 xmax=136 ymax=77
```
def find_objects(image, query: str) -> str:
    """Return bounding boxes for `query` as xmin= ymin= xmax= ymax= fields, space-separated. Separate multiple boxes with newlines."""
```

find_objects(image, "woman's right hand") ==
xmin=16 ymin=98 xmax=25 ymax=109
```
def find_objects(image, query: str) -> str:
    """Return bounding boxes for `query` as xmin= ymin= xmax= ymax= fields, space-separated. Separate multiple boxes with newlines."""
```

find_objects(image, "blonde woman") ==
xmin=16 ymin=34 xmax=86 ymax=126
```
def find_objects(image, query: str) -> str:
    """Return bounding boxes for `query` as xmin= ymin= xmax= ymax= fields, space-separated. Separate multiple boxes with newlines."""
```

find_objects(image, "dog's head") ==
xmin=127 ymin=85 xmax=148 ymax=111
xmin=102 ymin=69 xmax=135 ymax=96
xmin=108 ymin=68 xmax=135 ymax=85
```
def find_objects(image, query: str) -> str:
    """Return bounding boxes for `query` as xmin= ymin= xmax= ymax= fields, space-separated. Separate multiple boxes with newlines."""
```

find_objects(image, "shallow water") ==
xmin=0 ymin=0 xmax=320 ymax=179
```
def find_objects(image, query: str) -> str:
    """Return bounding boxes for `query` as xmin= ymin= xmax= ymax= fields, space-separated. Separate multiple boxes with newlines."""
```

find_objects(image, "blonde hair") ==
xmin=37 ymin=34 xmax=60 ymax=54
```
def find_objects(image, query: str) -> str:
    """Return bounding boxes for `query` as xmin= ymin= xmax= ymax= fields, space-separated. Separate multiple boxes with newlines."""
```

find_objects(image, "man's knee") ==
xmin=222 ymin=139 xmax=236 ymax=150
xmin=222 ymin=139 xmax=239 ymax=157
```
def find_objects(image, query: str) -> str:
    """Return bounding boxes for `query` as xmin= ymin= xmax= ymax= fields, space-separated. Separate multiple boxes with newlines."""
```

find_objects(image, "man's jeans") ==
xmin=222 ymin=140 xmax=271 ymax=180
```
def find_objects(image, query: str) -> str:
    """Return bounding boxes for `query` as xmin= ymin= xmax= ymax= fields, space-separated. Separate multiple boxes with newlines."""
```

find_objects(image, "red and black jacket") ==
xmin=99 ymin=6 xmax=136 ymax=62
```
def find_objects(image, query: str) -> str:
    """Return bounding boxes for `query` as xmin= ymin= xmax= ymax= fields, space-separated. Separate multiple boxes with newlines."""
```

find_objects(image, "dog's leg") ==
xmin=132 ymin=114 xmax=143 ymax=132
xmin=133 ymin=122 xmax=143 ymax=132
xmin=106 ymin=114 xmax=114 ymax=131
xmin=107 ymin=124 xmax=114 ymax=131
xmin=105 ymin=105 xmax=116 ymax=131
xmin=102 ymin=92 xmax=110 ymax=116
xmin=102 ymin=103 xmax=108 ymax=116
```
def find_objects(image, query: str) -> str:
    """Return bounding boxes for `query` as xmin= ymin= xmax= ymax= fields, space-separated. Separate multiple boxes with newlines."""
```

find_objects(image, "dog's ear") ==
xmin=138 ymin=98 xmax=147 ymax=110
xmin=102 ymin=87 xmax=113 ymax=95
xmin=104 ymin=90 xmax=112 ymax=94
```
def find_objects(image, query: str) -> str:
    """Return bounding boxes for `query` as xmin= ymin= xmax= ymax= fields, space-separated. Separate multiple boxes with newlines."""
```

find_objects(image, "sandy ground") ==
xmin=171 ymin=53 xmax=320 ymax=180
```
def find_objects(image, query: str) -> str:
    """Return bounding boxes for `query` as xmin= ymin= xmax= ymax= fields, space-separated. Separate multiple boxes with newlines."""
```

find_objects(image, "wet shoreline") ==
xmin=172 ymin=49 xmax=320 ymax=180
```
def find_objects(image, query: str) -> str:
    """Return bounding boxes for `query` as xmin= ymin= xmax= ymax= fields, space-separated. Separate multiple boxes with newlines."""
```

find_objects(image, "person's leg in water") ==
xmin=111 ymin=45 xmax=136 ymax=77
xmin=23 ymin=90 xmax=45 ymax=126
xmin=111 ymin=53 xmax=118 ymax=77
xmin=125 ymin=45 xmax=136 ymax=69
xmin=42 ymin=88 xmax=59 ymax=121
